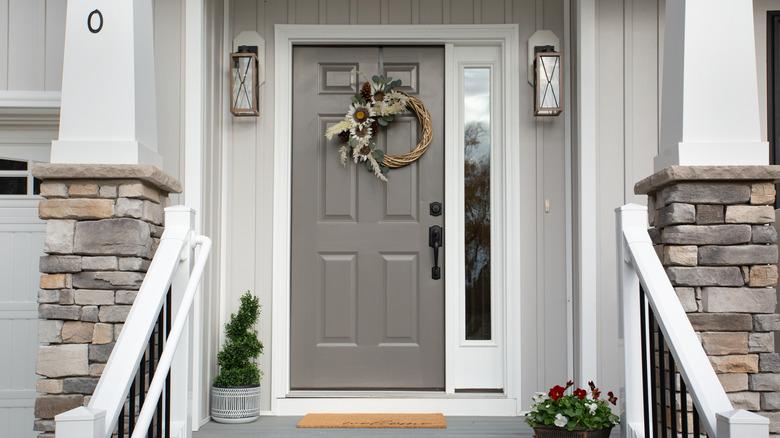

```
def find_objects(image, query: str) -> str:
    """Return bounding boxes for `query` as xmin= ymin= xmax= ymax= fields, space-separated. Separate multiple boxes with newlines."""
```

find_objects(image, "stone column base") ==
xmin=636 ymin=165 xmax=780 ymax=433
xmin=30 ymin=164 xmax=181 ymax=437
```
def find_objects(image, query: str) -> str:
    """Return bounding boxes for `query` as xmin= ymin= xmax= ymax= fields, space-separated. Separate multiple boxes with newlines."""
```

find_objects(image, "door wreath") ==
xmin=324 ymin=75 xmax=433 ymax=181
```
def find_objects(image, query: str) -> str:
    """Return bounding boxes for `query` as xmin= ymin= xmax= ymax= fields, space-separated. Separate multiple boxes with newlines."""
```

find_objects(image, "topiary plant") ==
xmin=213 ymin=291 xmax=263 ymax=388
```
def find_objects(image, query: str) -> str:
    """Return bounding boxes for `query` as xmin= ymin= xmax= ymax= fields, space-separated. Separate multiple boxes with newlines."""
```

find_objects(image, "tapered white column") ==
xmin=51 ymin=0 xmax=161 ymax=166
xmin=656 ymin=0 xmax=768 ymax=170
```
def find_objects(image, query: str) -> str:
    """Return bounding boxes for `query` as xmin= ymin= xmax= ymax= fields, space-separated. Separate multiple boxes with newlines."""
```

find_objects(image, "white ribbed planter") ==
xmin=210 ymin=385 xmax=261 ymax=423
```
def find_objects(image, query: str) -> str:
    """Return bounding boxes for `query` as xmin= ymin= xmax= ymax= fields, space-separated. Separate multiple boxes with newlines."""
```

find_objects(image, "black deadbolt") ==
xmin=430 ymin=202 xmax=442 ymax=217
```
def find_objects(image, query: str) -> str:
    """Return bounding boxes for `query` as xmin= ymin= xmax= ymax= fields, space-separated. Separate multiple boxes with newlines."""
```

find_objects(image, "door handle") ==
xmin=429 ymin=225 xmax=442 ymax=280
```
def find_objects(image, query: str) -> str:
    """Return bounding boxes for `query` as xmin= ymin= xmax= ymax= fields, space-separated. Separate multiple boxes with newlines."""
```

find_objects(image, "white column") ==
xmin=656 ymin=0 xmax=768 ymax=170
xmin=51 ymin=0 xmax=161 ymax=166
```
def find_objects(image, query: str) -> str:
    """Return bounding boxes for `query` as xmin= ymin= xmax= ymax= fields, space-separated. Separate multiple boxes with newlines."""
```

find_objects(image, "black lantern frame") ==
xmin=230 ymin=46 xmax=260 ymax=117
xmin=533 ymin=47 xmax=563 ymax=117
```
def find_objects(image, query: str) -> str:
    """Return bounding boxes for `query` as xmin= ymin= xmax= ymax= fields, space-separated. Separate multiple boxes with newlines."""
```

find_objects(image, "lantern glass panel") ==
xmin=231 ymin=53 xmax=259 ymax=116
xmin=535 ymin=53 xmax=562 ymax=116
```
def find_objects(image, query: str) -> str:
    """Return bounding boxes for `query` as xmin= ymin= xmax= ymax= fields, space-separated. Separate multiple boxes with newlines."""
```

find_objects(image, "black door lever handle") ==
xmin=429 ymin=225 xmax=442 ymax=280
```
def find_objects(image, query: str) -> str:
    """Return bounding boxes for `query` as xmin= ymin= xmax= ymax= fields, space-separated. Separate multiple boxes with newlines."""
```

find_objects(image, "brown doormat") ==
xmin=297 ymin=413 xmax=447 ymax=429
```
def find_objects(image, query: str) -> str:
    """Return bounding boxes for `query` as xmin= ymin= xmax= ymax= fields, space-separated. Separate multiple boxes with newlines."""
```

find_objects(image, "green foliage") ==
xmin=213 ymin=292 xmax=263 ymax=388
xmin=525 ymin=382 xmax=620 ymax=432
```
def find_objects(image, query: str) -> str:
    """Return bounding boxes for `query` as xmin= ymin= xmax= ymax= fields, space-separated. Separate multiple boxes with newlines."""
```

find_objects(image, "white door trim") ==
xmin=272 ymin=24 xmax=522 ymax=415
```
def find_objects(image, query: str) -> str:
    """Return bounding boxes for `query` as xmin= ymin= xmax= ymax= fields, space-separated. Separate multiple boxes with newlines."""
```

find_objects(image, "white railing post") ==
xmin=717 ymin=410 xmax=770 ymax=438
xmin=165 ymin=206 xmax=195 ymax=438
xmin=54 ymin=406 xmax=105 ymax=438
xmin=617 ymin=204 xmax=649 ymax=438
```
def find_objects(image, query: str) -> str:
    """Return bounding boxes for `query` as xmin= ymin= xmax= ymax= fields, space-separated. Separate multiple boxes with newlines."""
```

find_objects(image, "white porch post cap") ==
xmin=716 ymin=410 xmax=769 ymax=438
xmin=54 ymin=406 xmax=106 ymax=438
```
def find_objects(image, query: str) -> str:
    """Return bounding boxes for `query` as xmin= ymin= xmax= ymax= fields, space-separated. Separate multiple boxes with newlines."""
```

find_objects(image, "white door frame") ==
xmin=272 ymin=24 xmax=522 ymax=415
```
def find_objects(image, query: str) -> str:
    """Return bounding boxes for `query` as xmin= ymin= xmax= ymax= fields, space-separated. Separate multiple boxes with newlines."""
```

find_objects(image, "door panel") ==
xmin=291 ymin=46 xmax=445 ymax=390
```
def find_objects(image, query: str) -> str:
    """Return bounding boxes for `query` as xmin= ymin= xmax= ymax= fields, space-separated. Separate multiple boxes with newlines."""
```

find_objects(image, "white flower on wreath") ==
xmin=347 ymin=103 xmax=375 ymax=129
xmin=349 ymin=124 xmax=373 ymax=146
xmin=554 ymin=414 xmax=568 ymax=428
xmin=375 ymin=91 xmax=408 ymax=116
xmin=325 ymin=118 xmax=351 ymax=140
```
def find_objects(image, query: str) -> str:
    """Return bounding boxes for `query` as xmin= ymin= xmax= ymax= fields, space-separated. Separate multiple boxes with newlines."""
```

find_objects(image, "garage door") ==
xmin=0 ymin=158 xmax=44 ymax=437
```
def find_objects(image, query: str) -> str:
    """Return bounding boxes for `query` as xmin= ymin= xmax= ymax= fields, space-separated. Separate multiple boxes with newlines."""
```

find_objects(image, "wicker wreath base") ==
xmin=382 ymin=93 xmax=433 ymax=169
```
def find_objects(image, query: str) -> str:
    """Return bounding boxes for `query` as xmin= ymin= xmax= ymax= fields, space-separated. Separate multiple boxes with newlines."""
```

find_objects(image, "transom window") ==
xmin=0 ymin=158 xmax=41 ymax=196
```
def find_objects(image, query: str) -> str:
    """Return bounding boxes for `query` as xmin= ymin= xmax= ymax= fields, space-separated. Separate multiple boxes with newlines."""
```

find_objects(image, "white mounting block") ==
xmin=51 ymin=0 xmax=161 ymax=166
xmin=527 ymin=30 xmax=560 ymax=85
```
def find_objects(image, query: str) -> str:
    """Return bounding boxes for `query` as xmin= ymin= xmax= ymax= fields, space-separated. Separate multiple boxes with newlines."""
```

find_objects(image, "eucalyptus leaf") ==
xmin=377 ymin=118 xmax=389 ymax=127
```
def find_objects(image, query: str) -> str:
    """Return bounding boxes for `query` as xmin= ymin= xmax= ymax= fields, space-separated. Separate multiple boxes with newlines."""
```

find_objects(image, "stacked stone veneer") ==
xmin=637 ymin=166 xmax=780 ymax=434
xmin=31 ymin=164 xmax=180 ymax=437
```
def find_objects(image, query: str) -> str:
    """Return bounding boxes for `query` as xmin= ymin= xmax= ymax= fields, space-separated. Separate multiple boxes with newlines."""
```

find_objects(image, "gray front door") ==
xmin=291 ymin=46 xmax=445 ymax=390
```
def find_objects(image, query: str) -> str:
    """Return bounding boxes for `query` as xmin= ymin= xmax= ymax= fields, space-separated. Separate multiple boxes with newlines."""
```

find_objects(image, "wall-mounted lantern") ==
xmin=533 ymin=46 xmax=562 ymax=117
xmin=230 ymin=45 xmax=260 ymax=117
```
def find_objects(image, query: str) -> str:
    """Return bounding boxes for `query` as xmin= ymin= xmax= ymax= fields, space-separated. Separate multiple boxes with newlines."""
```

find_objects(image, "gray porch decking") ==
xmin=194 ymin=417 xmax=621 ymax=437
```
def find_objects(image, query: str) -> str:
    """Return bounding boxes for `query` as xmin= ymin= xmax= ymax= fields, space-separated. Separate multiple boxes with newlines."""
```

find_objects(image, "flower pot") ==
xmin=533 ymin=426 xmax=613 ymax=438
xmin=210 ymin=385 xmax=261 ymax=424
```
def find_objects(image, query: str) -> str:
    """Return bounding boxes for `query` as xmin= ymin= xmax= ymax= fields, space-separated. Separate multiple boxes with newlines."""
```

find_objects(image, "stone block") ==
xmin=726 ymin=205 xmax=776 ymax=224
xmin=74 ymin=218 xmax=151 ymax=257
xmin=61 ymin=321 xmax=94 ymax=343
xmin=752 ymin=182 xmax=777 ymax=204
xmin=92 ymin=323 xmax=113 ymax=344
xmin=658 ymin=182 xmax=751 ymax=205
xmin=662 ymin=224 xmax=751 ymax=245
xmin=689 ymin=313 xmax=754 ymax=331
xmin=80 ymin=306 xmax=98 ymax=322
xmin=750 ymin=332 xmax=775 ymax=353
xmin=39 ymin=255 xmax=81 ymax=273
xmin=664 ymin=246 xmax=698 ymax=267
xmin=40 ymin=274 xmax=69 ymax=289
xmin=754 ymin=225 xmax=779 ymax=243
xmin=67 ymin=183 xmax=99 ymax=198
xmin=38 ymin=289 xmax=59 ymax=304
xmin=98 ymin=185 xmax=117 ymax=198
xmin=89 ymin=343 xmax=115 ymax=363
xmin=98 ymin=305 xmax=132 ymax=323
xmin=38 ymin=320 xmax=62 ymax=343
xmin=143 ymin=200 xmax=163 ymax=225
xmin=37 ymin=344 xmax=88 ymax=377
xmin=762 ymin=411 xmax=780 ymax=433
xmin=118 ymin=182 xmax=161 ymax=202
xmin=756 ymin=314 xmax=780 ymax=331
xmin=762 ymin=354 xmax=780 ymax=372
xmin=675 ymin=287 xmax=698 ymax=312
xmin=34 ymin=395 xmax=83 ymax=419
xmin=115 ymin=198 xmax=144 ymax=219
xmin=38 ymin=304 xmax=80 ymax=321
xmin=700 ymin=332 xmax=748 ymax=355
xmin=762 ymin=392 xmax=780 ymax=410
xmin=657 ymin=203 xmax=696 ymax=226
xmin=648 ymin=227 xmax=661 ymax=244
xmin=718 ymin=373 xmax=749 ymax=392
xmin=702 ymin=287 xmax=777 ymax=313
xmin=667 ymin=267 xmax=744 ymax=287
xmin=36 ymin=379 xmax=63 ymax=394
xmin=696 ymin=204 xmax=725 ymax=224
xmin=118 ymin=257 xmax=149 ymax=272
xmin=34 ymin=419 xmax=55 ymax=432
xmin=39 ymin=199 xmax=114 ymax=220
xmin=751 ymin=265 xmax=779 ymax=287
xmin=61 ymin=377 xmax=99 ymax=394
xmin=115 ymin=290 xmax=137 ymax=305
xmin=751 ymin=373 xmax=780 ymax=391
xmin=74 ymin=289 xmax=114 ymax=305
xmin=43 ymin=220 xmax=75 ymax=254
xmin=72 ymin=272 xmax=144 ymax=290
xmin=114 ymin=323 xmax=123 ymax=340
xmin=698 ymin=245 xmax=778 ymax=266
xmin=39 ymin=182 xmax=68 ymax=198
xmin=89 ymin=363 xmax=105 ymax=377
xmin=58 ymin=289 xmax=74 ymax=305
xmin=150 ymin=224 xmax=164 ymax=238
xmin=81 ymin=256 xmax=118 ymax=271
xmin=710 ymin=354 xmax=759 ymax=373
xmin=728 ymin=391 xmax=761 ymax=410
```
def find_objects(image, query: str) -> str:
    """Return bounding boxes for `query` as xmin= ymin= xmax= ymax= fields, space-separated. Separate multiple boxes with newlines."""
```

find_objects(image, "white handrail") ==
xmin=617 ymin=204 xmax=769 ymax=438
xmin=132 ymin=235 xmax=211 ymax=437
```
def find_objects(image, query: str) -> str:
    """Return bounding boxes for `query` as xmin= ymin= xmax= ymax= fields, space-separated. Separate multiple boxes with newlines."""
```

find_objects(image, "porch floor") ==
xmin=193 ymin=417 xmax=621 ymax=437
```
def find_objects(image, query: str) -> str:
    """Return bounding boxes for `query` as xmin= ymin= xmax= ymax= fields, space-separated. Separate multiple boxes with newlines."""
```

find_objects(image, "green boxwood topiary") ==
xmin=213 ymin=291 xmax=263 ymax=388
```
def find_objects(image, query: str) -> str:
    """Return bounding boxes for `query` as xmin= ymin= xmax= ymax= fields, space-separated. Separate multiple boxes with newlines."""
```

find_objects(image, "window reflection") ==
xmin=464 ymin=68 xmax=491 ymax=341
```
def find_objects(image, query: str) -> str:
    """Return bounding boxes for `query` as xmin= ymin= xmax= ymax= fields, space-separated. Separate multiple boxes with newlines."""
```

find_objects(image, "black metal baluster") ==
xmin=118 ymin=403 xmax=125 ymax=437
xmin=680 ymin=378 xmax=689 ymax=437
xmin=148 ymin=324 xmax=157 ymax=437
xmin=129 ymin=378 xmax=137 ymax=435
xmin=669 ymin=352 xmax=677 ymax=436
xmin=156 ymin=306 xmax=165 ymax=438
xmin=658 ymin=330 xmax=668 ymax=437
xmin=139 ymin=348 xmax=146 ymax=432
xmin=165 ymin=289 xmax=172 ymax=438
xmin=639 ymin=287 xmax=652 ymax=438
xmin=693 ymin=405 xmax=702 ymax=437
xmin=649 ymin=311 xmax=659 ymax=438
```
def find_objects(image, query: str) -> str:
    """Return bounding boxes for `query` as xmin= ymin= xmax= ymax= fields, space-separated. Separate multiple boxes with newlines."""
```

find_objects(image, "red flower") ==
xmin=549 ymin=385 xmax=566 ymax=401
xmin=573 ymin=388 xmax=587 ymax=400
xmin=588 ymin=381 xmax=601 ymax=399
xmin=608 ymin=391 xmax=618 ymax=405
xmin=565 ymin=380 xmax=574 ymax=389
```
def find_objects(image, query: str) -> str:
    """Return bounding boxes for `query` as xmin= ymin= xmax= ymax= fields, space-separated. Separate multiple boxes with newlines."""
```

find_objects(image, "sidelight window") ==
xmin=0 ymin=158 xmax=41 ymax=196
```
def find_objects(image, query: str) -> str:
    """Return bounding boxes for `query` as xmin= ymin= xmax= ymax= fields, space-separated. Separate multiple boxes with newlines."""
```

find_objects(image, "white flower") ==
xmin=349 ymin=124 xmax=373 ymax=146
xmin=347 ymin=103 xmax=375 ymax=129
xmin=325 ymin=118 xmax=351 ymax=140
xmin=554 ymin=414 xmax=568 ymax=428
xmin=587 ymin=403 xmax=597 ymax=415
xmin=532 ymin=392 xmax=549 ymax=404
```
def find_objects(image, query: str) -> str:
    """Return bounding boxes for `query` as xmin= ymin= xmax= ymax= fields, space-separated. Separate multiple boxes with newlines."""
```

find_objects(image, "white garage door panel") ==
xmin=0 ymin=198 xmax=43 ymax=438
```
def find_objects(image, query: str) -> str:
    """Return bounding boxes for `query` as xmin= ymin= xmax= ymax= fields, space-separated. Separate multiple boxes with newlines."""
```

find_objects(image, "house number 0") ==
xmin=87 ymin=9 xmax=103 ymax=34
